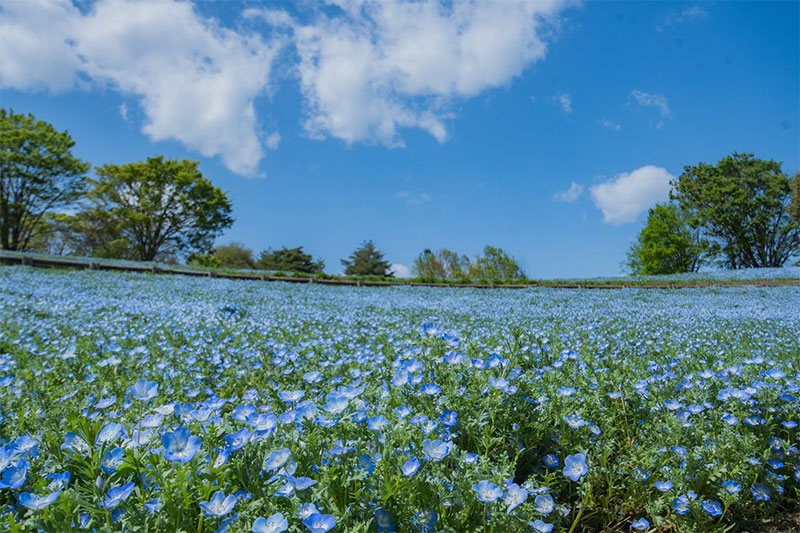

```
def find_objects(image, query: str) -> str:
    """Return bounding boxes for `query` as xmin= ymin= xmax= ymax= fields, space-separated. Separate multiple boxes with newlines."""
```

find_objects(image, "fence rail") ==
xmin=2 ymin=252 xmax=798 ymax=289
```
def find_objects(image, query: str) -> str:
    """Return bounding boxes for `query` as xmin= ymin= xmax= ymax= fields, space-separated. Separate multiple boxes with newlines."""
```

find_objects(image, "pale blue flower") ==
xmin=563 ymin=453 xmax=588 ymax=482
xmin=535 ymin=493 xmax=554 ymax=514
xmin=252 ymin=513 xmax=289 ymax=533
xmin=631 ymin=518 xmax=649 ymax=530
xmin=129 ymin=379 xmax=159 ymax=401
xmin=402 ymin=456 xmax=421 ymax=476
xmin=199 ymin=491 xmax=236 ymax=517
xmin=101 ymin=482 xmax=135 ymax=509
xmin=422 ymin=439 xmax=453 ymax=462
xmin=19 ymin=491 xmax=60 ymax=510
xmin=472 ymin=480 xmax=503 ymax=503
xmin=504 ymin=483 xmax=527 ymax=513
xmin=302 ymin=512 xmax=336 ymax=533
xmin=162 ymin=427 xmax=202 ymax=463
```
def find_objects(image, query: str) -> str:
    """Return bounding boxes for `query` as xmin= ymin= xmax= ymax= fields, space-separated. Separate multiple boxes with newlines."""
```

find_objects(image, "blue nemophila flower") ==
xmin=19 ymin=490 xmax=60 ymax=510
xmin=145 ymin=498 xmax=162 ymax=514
xmin=557 ymin=387 xmax=576 ymax=397
xmin=302 ymin=512 xmax=336 ymax=533
xmin=422 ymin=439 xmax=453 ymax=462
xmin=375 ymin=508 xmax=395 ymax=531
xmin=357 ymin=454 xmax=376 ymax=474
xmin=463 ymin=452 xmax=479 ymax=465
xmin=654 ymin=481 xmax=673 ymax=492
xmin=563 ymin=414 xmax=586 ymax=429
xmin=472 ymin=480 xmax=503 ymax=503
xmin=402 ymin=456 xmax=421 ymax=476
xmin=264 ymin=449 xmax=291 ymax=471
xmin=367 ymin=415 xmax=389 ymax=431
xmin=324 ymin=392 xmax=348 ymax=414
xmin=421 ymin=383 xmax=441 ymax=395
xmin=488 ymin=377 xmax=509 ymax=390
xmin=200 ymin=491 xmax=236 ymax=518
xmin=751 ymin=483 xmax=770 ymax=501
xmin=413 ymin=510 xmax=438 ymax=532
xmin=286 ymin=476 xmax=316 ymax=490
xmin=252 ymin=513 xmax=288 ymax=533
xmin=0 ymin=458 xmax=28 ymax=489
xmin=100 ymin=447 xmax=125 ymax=473
xmin=530 ymin=519 xmax=554 ymax=533
xmin=101 ymin=482 xmax=135 ymax=509
xmin=278 ymin=390 xmax=304 ymax=403
xmin=296 ymin=503 xmax=318 ymax=520
xmin=97 ymin=422 xmax=124 ymax=445
xmin=225 ymin=428 xmax=251 ymax=452
xmin=673 ymin=495 xmax=691 ymax=515
xmin=722 ymin=413 xmax=738 ymax=425
xmin=701 ymin=500 xmax=722 ymax=516
xmin=439 ymin=410 xmax=457 ymax=427
xmin=504 ymin=483 xmax=527 ymax=514
xmin=162 ymin=427 xmax=202 ymax=462
xmin=563 ymin=453 xmax=588 ymax=482
xmin=535 ymin=493 xmax=555 ymax=514
xmin=723 ymin=480 xmax=741 ymax=494
xmin=129 ymin=379 xmax=158 ymax=401
xmin=542 ymin=455 xmax=559 ymax=468
xmin=631 ymin=518 xmax=649 ymax=530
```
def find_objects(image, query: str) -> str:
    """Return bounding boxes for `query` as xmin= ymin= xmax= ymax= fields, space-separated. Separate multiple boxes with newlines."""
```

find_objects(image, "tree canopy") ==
xmin=213 ymin=242 xmax=256 ymax=270
xmin=0 ymin=109 xmax=90 ymax=251
xmin=469 ymin=245 xmax=526 ymax=282
xmin=341 ymin=240 xmax=393 ymax=277
xmin=671 ymin=153 xmax=800 ymax=268
xmin=626 ymin=203 xmax=708 ymax=275
xmin=412 ymin=248 xmax=470 ymax=280
xmin=257 ymin=246 xmax=324 ymax=274
xmin=82 ymin=157 xmax=233 ymax=261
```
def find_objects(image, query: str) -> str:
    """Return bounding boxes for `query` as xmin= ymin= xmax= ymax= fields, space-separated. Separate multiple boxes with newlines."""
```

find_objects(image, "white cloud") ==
xmin=630 ymin=90 xmax=670 ymax=117
xmin=553 ymin=181 xmax=584 ymax=203
xmin=0 ymin=0 xmax=282 ymax=176
xmin=390 ymin=263 xmax=411 ymax=278
xmin=597 ymin=119 xmax=621 ymax=131
xmin=553 ymin=91 xmax=572 ymax=113
xmin=119 ymin=103 xmax=128 ymax=121
xmin=657 ymin=5 xmax=709 ymax=32
xmin=396 ymin=191 xmax=431 ymax=206
xmin=590 ymin=165 xmax=674 ymax=225
xmin=259 ymin=0 xmax=570 ymax=146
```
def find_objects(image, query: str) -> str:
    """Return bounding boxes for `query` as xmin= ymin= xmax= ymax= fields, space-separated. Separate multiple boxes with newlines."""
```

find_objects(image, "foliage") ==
xmin=0 ymin=109 xmax=90 ymax=251
xmin=412 ymin=248 xmax=471 ymax=280
xmin=671 ymin=153 xmax=800 ymax=268
xmin=626 ymin=203 xmax=709 ymax=275
xmin=0 ymin=266 xmax=798 ymax=532
xmin=212 ymin=242 xmax=256 ymax=270
xmin=340 ymin=240 xmax=393 ymax=277
xmin=469 ymin=245 xmax=526 ymax=282
xmin=258 ymin=246 xmax=324 ymax=274
xmin=790 ymin=172 xmax=800 ymax=224
xmin=82 ymin=157 xmax=234 ymax=261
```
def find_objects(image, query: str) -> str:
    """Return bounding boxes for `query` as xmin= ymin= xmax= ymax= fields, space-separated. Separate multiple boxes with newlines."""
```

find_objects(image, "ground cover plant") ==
xmin=0 ymin=266 xmax=798 ymax=532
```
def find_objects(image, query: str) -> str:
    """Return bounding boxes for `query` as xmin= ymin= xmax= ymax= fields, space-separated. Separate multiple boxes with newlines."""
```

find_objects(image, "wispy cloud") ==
xmin=657 ymin=5 xmax=709 ymax=32
xmin=390 ymin=263 xmax=411 ymax=278
xmin=597 ymin=119 xmax=621 ymax=131
xmin=396 ymin=191 xmax=431 ymax=206
xmin=630 ymin=90 xmax=671 ymax=128
xmin=590 ymin=165 xmax=674 ymax=225
xmin=552 ymin=91 xmax=572 ymax=113
xmin=553 ymin=181 xmax=584 ymax=203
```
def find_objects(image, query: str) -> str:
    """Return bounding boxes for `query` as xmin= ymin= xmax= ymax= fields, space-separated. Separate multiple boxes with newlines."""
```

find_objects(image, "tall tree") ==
xmin=671 ymin=153 xmax=800 ymax=268
xmin=341 ymin=240 xmax=393 ymax=277
xmin=412 ymin=248 xmax=471 ymax=279
xmin=257 ymin=246 xmax=324 ymax=273
xmin=0 ymin=109 xmax=90 ymax=250
xmin=626 ymin=203 xmax=708 ymax=275
xmin=83 ymin=156 xmax=233 ymax=261
xmin=214 ymin=242 xmax=256 ymax=269
xmin=469 ymin=245 xmax=526 ymax=281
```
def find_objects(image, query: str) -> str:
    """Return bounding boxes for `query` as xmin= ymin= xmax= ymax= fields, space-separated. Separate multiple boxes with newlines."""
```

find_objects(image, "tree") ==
xmin=0 ymin=109 xmax=90 ymax=250
xmin=82 ymin=156 xmax=233 ymax=261
xmin=341 ymin=240 xmax=393 ymax=277
xmin=790 ymin=171 xmax=800 ymax=224
xmin=257 ymin=246 xmax=324 ymax=274
xmin=626 ymin=203 xmax=708 ymax=275
xmin=469 ymin=245 xmax=526 ymax=282
xmin=412 ymin=248 xmax=471 ymax=280
xmin=671 ymin=153 xmax=800 ymax=268
xmin=213 ymin=242 xmax=256 ymax=269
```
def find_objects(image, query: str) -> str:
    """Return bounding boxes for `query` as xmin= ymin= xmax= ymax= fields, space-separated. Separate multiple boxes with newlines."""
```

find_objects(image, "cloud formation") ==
xmin=390 ymin=263 xmax=411 ymax=278
xmin=396 ymin=191 xmax=431 ymax=206
xmin=258 ymin=0 xmax=569 ymax=146
xmin=553 ymin=92 xmax=572 ymax=113
xmin=590 ymin=166 xmax=674 ymax=225
xmin=553 ymin=181 xmax=584 ymax=203
xmin=1 ymin=0 xmax=283 ymax=176
xmin=657 ymin=5 xmax=708 ymax=32
xmin=597 ymin=119 xmax=621 ymax=131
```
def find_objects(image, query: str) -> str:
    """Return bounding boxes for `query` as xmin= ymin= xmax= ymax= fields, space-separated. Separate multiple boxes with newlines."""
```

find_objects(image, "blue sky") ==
xmin=2 ymin=0 xmax=798 ymax=278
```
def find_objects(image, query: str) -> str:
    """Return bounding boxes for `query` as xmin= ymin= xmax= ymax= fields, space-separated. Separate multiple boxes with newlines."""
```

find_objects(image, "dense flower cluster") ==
xmin=0 ymin=266 xmax=798 ymax=531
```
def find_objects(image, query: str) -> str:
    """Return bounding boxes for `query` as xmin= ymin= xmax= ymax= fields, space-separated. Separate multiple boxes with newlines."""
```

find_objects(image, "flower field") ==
xmin=0 ymin=266 xmax=798 ymax=532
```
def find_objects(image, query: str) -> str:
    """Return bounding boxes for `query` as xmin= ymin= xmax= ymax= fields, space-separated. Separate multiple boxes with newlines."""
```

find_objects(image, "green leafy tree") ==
xmin=671 ymin=153 xmax=800 ymax=268
xmin=626 ymin=203 xmax=708 ymax=275
xmin=469 ymin=245 xmax=526 ymax=282
xmin=257 ymin=246 xmax=324 ymax=274
xmin=341 ymin=240 xmax=393 ymax=277
xmin=82 ymin=156 xmax=233 ymax=261
xmin=412 ymin=248 xmax=471 ymax=280
xmin=212 ymin=242 xmax=255 ymax=269
xmin=0 ymin=109 xmax=90 ymax=250
xmin=790 ymin=171 xmax=800 ymax=224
